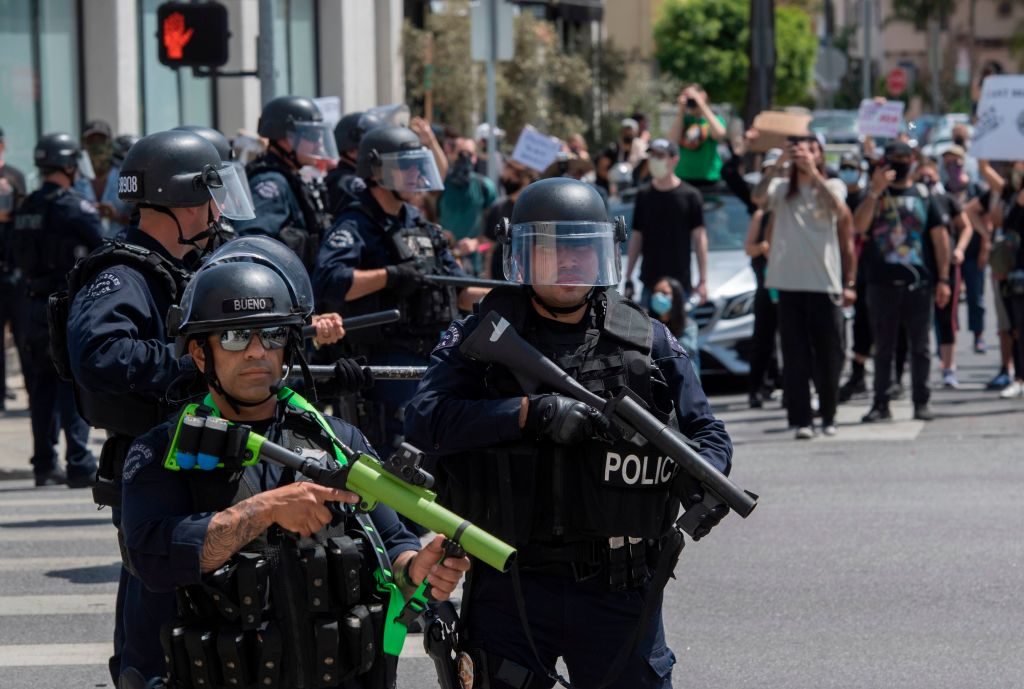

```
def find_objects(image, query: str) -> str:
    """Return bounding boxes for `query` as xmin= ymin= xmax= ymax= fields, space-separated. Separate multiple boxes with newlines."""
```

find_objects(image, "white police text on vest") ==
xmin=602 ymin=451 xmax=675 ymax=487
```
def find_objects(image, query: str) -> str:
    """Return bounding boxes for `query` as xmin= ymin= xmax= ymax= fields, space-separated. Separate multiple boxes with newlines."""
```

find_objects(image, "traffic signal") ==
xmin=157 ymin=1 xmax=230 ymax=68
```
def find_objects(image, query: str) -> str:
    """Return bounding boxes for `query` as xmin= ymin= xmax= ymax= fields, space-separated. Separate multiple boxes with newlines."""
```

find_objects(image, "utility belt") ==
xmin=93 ymin=434 xmax=134 ymax=509
xmin=164 ymin=533 xmax=394 ymax=689
xmin=515 ymin=537 xmax=664 ymax=590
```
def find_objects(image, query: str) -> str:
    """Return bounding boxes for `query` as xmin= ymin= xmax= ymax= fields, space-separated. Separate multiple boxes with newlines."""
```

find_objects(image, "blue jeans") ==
xmin=640 ymin=287 xmax=700 ymax=376
xmin=960 ymin=257 xmax=986 ymax=335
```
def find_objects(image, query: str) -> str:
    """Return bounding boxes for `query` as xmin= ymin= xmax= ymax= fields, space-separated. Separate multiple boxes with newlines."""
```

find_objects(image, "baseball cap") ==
xmin=475 ymin=122 xmax=505 ymax=141
xmin=839 ymin=151 xmax=862 ymax=169
xmin=620 ymin=118 xmax=639 ymax=131
xmin=941 ymin=144 xmax=967 ymax=159
xmin=649 ymin=138 xmax=678 ymax=157
xmin=82 ymin=119 xmax=113 ymax=140
xmin=884 ymin=141 xmax=913 ymax=158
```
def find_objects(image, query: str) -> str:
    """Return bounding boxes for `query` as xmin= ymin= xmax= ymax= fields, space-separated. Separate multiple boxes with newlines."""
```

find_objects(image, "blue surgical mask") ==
xmin=839 ymin=168 xmax=861 ymax=186
xmin=650 ymin=292 xmax=672 ymax=316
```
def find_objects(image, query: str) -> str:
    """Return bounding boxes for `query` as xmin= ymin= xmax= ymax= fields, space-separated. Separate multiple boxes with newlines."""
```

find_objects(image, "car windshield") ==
xmin=702 ymin=192 xmax=748 ymax=251
xmin=810 ymin=112 xmax=858 ymax=139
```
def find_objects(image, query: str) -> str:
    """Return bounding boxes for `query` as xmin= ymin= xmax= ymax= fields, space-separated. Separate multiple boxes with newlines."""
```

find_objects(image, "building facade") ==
xmin=0 ymin=0 xmax=404 ymax=180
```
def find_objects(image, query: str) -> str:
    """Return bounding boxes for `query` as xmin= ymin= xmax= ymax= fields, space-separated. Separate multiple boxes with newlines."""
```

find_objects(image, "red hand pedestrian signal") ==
xmin=162 ymin=12 xmax=194 ymax=60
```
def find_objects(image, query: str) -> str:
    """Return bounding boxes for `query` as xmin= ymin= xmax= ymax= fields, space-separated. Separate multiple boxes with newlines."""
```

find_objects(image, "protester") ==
xmin=481 ymin=158 xmax=537 ymax=279
xmin=647 ymin=276 xmax=688 ymax=345
xmin=838 ymin=152 xmax=872 ymax=401
xmin=854 ymin=142 xmax=951 ymax=422
xmin=756 ymin=137 xmax=855 ymax=438
xmin=625 ymin=138 xmax=706 ymax=371
xmin=438 ymin=137 xmax=497 ymax=272
xmin=473 ymin=122 xmax=505 ymax=177
xmin=75 ymin=119 xmax=133 ymax=237
xmin=668 ymin=84 xmax=727 ymax=187
xmin=743 ymin=203 xmax=779 ymax=408
xmin=595 ymin=118 xmax=644 ymax=192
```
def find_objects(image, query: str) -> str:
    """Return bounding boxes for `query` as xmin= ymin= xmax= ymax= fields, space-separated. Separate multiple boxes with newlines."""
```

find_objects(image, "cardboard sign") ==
xmin=856 ymin=99 xmax=905 ymax=138
xmin=749 ymin=111 xmax=812 ymax=152
xmin=971 ymin=75 xmax=1024 ymax=161
xmin=510 ymin=125 xmax=563 ymax=173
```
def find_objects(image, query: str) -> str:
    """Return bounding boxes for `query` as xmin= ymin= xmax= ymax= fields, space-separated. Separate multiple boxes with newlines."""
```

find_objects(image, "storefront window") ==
xmin=138 ymin=0 xmax=213 ymax=133
xmin=273 ymin=0 xmax=319 ymax=97
xmin=0 ymin=0 xmax=81 ymax=182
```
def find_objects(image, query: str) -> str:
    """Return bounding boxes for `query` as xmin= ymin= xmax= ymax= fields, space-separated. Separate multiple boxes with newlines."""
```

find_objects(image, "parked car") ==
xmin=617 ymin=185 xmax=756 ymax=376
xmin=810 ymin=110 xmax=861 ymax=145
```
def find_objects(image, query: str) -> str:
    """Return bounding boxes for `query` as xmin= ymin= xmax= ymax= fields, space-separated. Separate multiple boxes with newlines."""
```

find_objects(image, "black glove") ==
xmin=525 ymin=394 xmax=602 ymax=445
xmin=674 ymin=474 xmax=730 ymax=541
xmin=623 ymin=279 xmax=636 ymax=300
xmin=385 ymin=262 xmax=424 ymax=298
xmin=319 ymin=358 xmax=374 ymax=398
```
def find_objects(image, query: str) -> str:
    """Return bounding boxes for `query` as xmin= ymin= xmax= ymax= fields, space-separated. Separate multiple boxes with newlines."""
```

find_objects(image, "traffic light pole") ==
xmin=257 ymin=0 xmax=276 ymax=105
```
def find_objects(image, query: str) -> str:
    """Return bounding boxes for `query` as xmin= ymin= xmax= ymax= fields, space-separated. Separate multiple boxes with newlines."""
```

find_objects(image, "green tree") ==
xmin=653 ymin=0 xmax=817 ymax=112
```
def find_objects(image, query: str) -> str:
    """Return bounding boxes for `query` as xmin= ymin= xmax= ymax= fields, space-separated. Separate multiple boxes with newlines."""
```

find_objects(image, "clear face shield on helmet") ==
xmin=362 ymin=104 xmax=410 ymax=129
xmin=287 ymin=121 xmax=340 ymax=163
xmin=203 ymin=163 xmax=256 ymax=220
xmin=504 ymin=221 xmax=623 ymax=287
xmin=75 ymin=149 xmax=96 ymax=181
xmin=375 ymin=148 xmax=445 ymax=192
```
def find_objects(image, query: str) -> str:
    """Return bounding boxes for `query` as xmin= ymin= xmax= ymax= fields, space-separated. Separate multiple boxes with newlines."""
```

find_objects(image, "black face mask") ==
xmin=622 ymin=135 xmax=635 ymax=146
xmin=887 ymin=160 xmax=911 ymax=180
xmin=448 ymin=152 xmax=473 ymax=188
xmin=501 ymin=177 xmax=524 ymax=195
xmin=953 ymin=136 xmax=967 ymax=147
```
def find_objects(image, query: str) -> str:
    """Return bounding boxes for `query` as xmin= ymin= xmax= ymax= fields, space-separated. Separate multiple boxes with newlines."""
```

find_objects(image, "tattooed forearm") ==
xmin=200 ymin=497 xmax=273 ymax=573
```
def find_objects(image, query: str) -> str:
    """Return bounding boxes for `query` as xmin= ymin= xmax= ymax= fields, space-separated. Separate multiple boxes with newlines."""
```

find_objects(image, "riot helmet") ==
xmin=174 ymin=125 xmax=254 ymax=208
xmin=358 ymin=104 xmax=410 ymax=131
xmin=334 ymin=112 xmax=366 ymax=154
xmin=356 ymin=125 xmax=443 ymax=192
xmin=171 ymin=260 xmax=312 ymax=410
xmin=497 ymin=178 xmax=625 ymax=287
xmin=257 ymin=95 xmax=339 ymax=163
xmin=111 ymin=134 xmax=140 ymax=168
xmin=34 ymin=133 xmax=95 ymax=180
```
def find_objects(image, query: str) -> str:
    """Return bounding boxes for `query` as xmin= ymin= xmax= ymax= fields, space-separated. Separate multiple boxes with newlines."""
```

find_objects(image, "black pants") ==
xmin=1009 ymin=290 xmax=1024 ymax=378
xmin=748 ymin=286 xmax=779 ymax=393
xmin=851 ymin=268 xmax=873 ymax=358
xmin=777 ymin=291 xmax=844 ymax=427
xmin=868 ymin=283 xmax=933 ymax=407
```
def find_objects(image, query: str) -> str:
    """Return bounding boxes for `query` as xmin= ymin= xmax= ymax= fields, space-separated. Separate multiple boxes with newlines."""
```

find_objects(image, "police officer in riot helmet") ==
xmin=232 ymin=95 xmax=338 ymax=272
xmin=404 ymin=177 xmax=734 ymax=689
xmin=118 ymin=259 xmax=470 ymax=688
xmin=62 ymin=128 xmax=256 ymax=685
xmin=313 ymin=124 xmax=489 ymax=456
xmin=174 ymin=125 xmax=253 ymax=241
xmin=13 ymin=132 xmax=103 ymax=488
xmin=325 ymin=111 xmax=377 ymax=215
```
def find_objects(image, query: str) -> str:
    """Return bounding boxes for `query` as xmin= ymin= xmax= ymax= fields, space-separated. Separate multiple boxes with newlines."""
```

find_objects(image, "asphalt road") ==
xmin=0 ymin=325 xmax=1021 ymax=688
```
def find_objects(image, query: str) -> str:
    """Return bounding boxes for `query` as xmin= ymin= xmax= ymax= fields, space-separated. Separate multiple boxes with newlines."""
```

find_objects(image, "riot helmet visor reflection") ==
xmin=376 ymin=148 xmax=444 ymax=192
xmin=206 ymin=164 xmax=256 ymax=220
xmin=287 ymin=121 xmax=339 ymax=163
xmin=504 ymin=221 xmax=622 ymax=287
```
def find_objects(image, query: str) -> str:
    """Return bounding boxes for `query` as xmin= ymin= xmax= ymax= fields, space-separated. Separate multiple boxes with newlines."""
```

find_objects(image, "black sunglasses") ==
xmin=218 ymin=326 xmax=290 ymax=352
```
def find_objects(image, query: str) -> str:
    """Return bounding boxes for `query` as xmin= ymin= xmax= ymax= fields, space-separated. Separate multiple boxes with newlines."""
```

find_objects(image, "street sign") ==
xmin=471 ymin=0 xmax=515 ymax=62
xmin=886 ymin=68 xmax=908 ymax=97
xmin=157 ymin=2 xmax=230 ymax=68
xmin=815 ymin=45 xmax=848 ymax=93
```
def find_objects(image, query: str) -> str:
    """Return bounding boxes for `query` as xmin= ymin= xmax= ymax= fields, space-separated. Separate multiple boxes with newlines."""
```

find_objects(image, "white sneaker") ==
xmin=999 ymin=381 xmax=1024 ymax=398
xmin=822 ymin=424 xmax=837 ymax=437
xmin=794 ymin=426 xmax=815 ymax=440
xmin=942 ymin=369 xmax=959 ymax=389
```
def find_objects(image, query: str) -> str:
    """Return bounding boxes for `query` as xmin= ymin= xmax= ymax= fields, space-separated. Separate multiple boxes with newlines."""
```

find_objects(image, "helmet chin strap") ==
xmin=201 ymin=330 xmax=314 ymax=415
xmin=528 ymin=286 xmax=596 ymax=317
xmin=270 ymin=140 xmax=302 ymax=171
xmin=140 ymin=203 xmax=217 ymax=256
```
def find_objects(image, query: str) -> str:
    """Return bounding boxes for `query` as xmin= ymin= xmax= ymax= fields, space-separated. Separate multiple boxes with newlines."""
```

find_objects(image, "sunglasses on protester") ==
xmin=786 ymin=135 xmax=817 ymax=144
xmin=218 ymin=326 xmax=291 ymax=352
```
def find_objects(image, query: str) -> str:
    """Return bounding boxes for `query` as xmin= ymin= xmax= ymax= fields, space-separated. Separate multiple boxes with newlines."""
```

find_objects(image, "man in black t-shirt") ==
xmin=853 ymin=142 xmax=951 ymax=422
xmin=625 ymin=138 xmax=707 ymax=370
xmin=482 ymin=159 xmax=536 ymax=279
xmin=0 ymin=126 xmax=27 ymax=409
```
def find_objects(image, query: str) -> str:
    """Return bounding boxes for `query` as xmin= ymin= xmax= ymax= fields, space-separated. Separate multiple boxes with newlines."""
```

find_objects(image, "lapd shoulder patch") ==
xmin=83 ymin=272 xmax=123 ymax=300
xmin=254 ymin=179 xmax=282 ymax=200
xmin=326 ymin=219 xmax=359 ymax=250
xmin=659 ymin=321 xmax=686 ymax=356
xmin=432 ymin=322 xmax=463 ymax=353
xmin=123 ymin=442 xmax=156 ymax=483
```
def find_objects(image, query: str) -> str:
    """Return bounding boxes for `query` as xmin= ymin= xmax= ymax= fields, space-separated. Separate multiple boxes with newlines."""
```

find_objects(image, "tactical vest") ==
xmin=12 ymin=187 xmax=82 ymax=296
xmin=247 ymin=154 xmax=332 ymax=271
xmin=48 ymin=240 xmax=193 ymax=436
xmin=162 ymin=393 xmax=401 ymax=689
xmin=342 ymin=202 xmax=459 ymax=357
xmin=438 ymin=287 xmax=681 ymax=555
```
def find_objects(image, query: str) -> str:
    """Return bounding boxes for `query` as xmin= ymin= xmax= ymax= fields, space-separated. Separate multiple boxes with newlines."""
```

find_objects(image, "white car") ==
xmin=617 ymin=187 xmax=756 ymax=376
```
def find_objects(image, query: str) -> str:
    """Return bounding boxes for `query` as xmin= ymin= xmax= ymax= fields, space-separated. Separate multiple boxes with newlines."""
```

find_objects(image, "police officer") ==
xmin=13 ymin=132 xmax=102 ymax=487
xmin=119 ymin=259 xmax=469 ymax=687
xmin=404 ymin=178 xmax=734 ymax=689
xmin=64 ymin=129 xmax=256 ymax=684
xmin=313 ymin=124 xmax=488 ymax=455
xmin=232 ymin=96 xmax=338 ymax=271
xmin=325 ymin=111 xmax=373 ymax=215
xmin=174 ymin=124 xmax=253 ymax=244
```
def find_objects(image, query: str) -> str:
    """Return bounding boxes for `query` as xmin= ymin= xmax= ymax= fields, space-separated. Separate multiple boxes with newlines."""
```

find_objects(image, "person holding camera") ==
xmin=667 ymin=84 xmax=727 ymax=187
xmin=755 ymin=135 xmax=856 ymax=439
xmin=853 ymin=142 xmax=951 ymax=422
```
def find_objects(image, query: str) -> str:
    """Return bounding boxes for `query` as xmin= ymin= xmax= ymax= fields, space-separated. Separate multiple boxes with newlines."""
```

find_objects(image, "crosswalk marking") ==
xmin=0 ymin=527 xmax=112 ymax=543
xmin=0 ymin=642 xmax=112 ymax=667
xmin=0 ymin=496 xmax=98 ymax=507
xmin=0 ymin=556 xmax=120 ymax=572
xmin=0 ymin=512 xmax=112 ymax=526
xmin=0 ymin=594 xmax=115 ymax=616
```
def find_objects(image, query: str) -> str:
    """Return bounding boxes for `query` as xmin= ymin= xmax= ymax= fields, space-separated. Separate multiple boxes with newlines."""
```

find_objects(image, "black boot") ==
xmin=838 ymin=361 xmax=867 ymax=403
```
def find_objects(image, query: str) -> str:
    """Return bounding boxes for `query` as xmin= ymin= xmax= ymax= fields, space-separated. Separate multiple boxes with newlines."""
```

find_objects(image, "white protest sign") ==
xmin=971 ymin=75 xmax=1024 ymax=161
xmin=510 ymin=125 xmax=562 ymax=173
xmin=313 ymin=96 xmax=342 ymax=128
xmin=856 ymin=99 xmax=905 ymax=138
